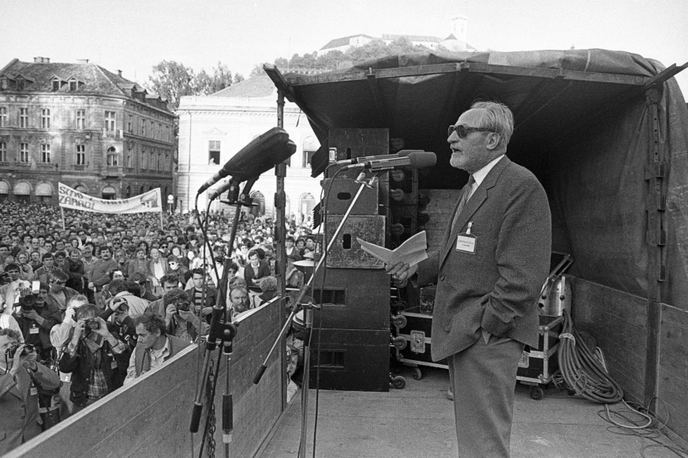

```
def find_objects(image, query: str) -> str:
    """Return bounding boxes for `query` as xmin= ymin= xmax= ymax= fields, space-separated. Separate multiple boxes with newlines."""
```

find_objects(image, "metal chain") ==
xmin=205 ymin=363 xmax=217 ymax=458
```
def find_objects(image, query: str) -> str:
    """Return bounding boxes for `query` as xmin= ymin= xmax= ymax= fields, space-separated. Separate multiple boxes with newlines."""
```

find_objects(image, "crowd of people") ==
xmin=0 ymin=201 xmax=316 ymax=454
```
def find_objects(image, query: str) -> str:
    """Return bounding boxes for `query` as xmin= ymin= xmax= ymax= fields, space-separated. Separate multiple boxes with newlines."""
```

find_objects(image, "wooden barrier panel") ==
xmin=7 ymin=299 xmax=285 ymax=458
xmin=570 ymin=277 xmax=648 ymax=402
xmin=659 ymin=304 xmax=688 ymax=446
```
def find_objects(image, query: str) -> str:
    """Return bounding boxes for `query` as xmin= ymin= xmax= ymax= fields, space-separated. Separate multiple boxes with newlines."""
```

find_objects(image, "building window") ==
xmin=141 ymin=119 xmax=146 ymax=136
xmin=141 ymin=148 xmax=147 ymax=169
xmin=69 ymin=80 xmax=77 ymax=91
xmin=41 ymin=109 xmax=51 ymax=129
xmin=0 ymin=142 xmax=6 ymax=162
xmin=105 ymin=111 xmax=116 ymax=131
xmin=0 ymin=107 xmax=6 ymax=127
xmin=128 ymin=114 xmax=133 ymax=133
xmin=209 ymin=140 xmax=220 ymax=165
xmin=19 ymin=108 xmax=28 ymax=128
xmin=76 ymin=144 xmax=86 ymax=165
xmin=20 ymin=143 xmax=29 ymax=162
xmin=41 ymin=144 xmax=51 ymax=163
xmin=76 ymin=110 xmax=85 ymax=129
xmin=106 ymin=146 xmax=118 ymax=166
xmin=158 ymin=152 xmax=162 ymax=170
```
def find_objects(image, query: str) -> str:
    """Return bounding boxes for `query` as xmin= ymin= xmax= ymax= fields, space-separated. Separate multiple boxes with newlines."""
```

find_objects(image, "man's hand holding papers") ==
xmin=358 ymin=231 xmax=428 ymax=283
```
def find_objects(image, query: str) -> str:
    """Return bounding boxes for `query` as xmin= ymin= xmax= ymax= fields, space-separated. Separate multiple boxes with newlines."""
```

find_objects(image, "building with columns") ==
xmin=176 ymin=75 xmax=321 ymax=221
xmin=0 ymin=57 xmax=176 ymax=205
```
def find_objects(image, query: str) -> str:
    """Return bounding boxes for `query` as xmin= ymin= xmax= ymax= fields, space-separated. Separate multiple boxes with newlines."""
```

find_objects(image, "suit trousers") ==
xmin=448 ymin=334 xmax=524 ymax=457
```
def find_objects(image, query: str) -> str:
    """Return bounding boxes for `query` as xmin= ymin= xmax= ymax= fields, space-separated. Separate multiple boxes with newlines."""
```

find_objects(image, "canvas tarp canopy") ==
xmin=266 ymin=49 xmax=688 ymax=307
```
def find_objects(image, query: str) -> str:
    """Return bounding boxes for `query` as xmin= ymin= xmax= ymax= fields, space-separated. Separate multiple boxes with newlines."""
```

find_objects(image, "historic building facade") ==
xmin=176 ymin=75 xmax=321 ymax=221
xmin=0 ymin=57 xmax=176 ymax=205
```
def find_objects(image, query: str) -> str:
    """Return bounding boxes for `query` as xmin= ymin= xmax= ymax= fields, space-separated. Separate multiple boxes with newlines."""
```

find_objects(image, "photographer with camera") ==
xmin=144 ymin=273 xmax=181 ymax=319
xmin=102 ymin=279 xmax=148 ymax=320
xmin=163 ymin=288 xmax=206 ymax=343
xmin=100 ymin=296 xmax=137 ymax=389
xmin=0 ymin=328 xmax=61 ymax=455
xmin=15 ymin=282 xmax=62 ymax=363
xmin=58 ymin=304 xmax=126 ymax=412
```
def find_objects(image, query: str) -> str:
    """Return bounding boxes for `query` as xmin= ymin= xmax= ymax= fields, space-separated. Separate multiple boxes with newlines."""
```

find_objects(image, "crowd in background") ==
xmin=0 ymin=201 xmax=315 ymax=453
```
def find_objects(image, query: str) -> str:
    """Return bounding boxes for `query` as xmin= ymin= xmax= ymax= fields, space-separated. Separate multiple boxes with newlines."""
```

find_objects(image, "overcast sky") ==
xmin=2 ymin=0 xmax=687 ymax=95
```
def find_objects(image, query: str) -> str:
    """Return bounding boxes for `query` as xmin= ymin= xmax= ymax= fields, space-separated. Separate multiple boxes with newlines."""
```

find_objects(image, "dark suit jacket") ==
xmin=418 ymin=156 xmax=551 ymax=362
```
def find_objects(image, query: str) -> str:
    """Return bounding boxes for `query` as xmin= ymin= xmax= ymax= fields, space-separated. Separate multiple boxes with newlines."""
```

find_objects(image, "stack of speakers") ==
xmin=310 ymin=128 xmax=391 ymax=392
xmin=388 ymin=166 xmax=430 ymax=248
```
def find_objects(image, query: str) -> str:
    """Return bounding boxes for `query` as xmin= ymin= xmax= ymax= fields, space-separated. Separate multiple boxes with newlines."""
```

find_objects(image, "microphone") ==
xmin=332 ymin=149 xmax=425 ymax=166
xmin=197 ymin=127 xmax=297 ymax=195
xmin=345 ymin=151 xmax=436 ymax=171
xmin=207 ymin=179 xmax=240 ymax=202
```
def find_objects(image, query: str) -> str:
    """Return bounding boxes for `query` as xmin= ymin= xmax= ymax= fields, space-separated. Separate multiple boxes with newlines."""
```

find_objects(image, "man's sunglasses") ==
xmin=448 ymin=124 xmax=495 ymax=138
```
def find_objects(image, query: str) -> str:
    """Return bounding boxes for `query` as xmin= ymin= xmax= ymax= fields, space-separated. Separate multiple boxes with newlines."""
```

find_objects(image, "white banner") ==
xmin=58 ymin=182 xmax=162 ymax=214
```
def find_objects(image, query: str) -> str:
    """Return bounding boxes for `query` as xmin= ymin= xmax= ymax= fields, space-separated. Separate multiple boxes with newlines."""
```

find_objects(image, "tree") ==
xmin=263 ymin=37 xmax=437 ymax=75
xmin=146 ymin=60 xmax=196 ymax=111
xmin=250 ymin=63 xmax=268 ymax=78
xmin=196 ymin=62 xmax=234 ymax=95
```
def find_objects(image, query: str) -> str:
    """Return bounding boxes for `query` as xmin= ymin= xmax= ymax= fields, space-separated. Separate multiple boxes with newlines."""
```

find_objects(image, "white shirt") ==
xmin=467 ymin=154 xmax=505 ymax=201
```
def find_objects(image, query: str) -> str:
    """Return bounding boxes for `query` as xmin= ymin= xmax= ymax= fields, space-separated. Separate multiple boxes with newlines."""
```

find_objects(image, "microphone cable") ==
xmin=557 ymin=309 xmax=624 ymax=404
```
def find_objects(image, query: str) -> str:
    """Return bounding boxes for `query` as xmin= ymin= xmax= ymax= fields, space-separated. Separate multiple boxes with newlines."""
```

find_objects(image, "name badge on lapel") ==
xmin=455 ymin=222 xmax=477 ymax=254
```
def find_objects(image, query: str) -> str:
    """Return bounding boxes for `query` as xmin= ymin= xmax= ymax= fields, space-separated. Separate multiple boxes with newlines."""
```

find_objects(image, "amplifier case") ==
xmin=395 ymin=306 xmax=448 ymax=370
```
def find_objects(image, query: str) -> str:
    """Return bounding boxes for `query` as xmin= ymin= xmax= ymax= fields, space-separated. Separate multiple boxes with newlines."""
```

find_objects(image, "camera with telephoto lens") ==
xmin=5 ymin=343 xmax=34 ymax=359
xmin=18 ymin=280 xmax=41 ymax=311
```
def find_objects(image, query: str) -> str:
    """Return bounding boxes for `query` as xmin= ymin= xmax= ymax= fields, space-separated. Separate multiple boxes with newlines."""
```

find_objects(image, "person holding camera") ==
xmin=15 ymin=282 xmax=62 ymax=363
xmin=58 ymin=304 xmax=127 ymax=412
xmin=102 ymin=279 xmax=148 ymax=320
xmin=0 ymin=328 xmax=61 ymax=455
xmin=163 ymin=288 xmax=206 ymax=343
xmin=100 ymin=297 xmax=137 ymax=389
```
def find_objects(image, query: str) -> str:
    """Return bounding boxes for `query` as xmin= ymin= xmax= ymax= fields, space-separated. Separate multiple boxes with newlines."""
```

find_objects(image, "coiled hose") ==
xmin=557 ymin=309 xmax=624 ymax=404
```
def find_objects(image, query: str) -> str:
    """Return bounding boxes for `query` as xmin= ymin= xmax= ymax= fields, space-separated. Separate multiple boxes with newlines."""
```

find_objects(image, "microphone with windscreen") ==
xmin=197 ymin=127 xmax=297 ymax=195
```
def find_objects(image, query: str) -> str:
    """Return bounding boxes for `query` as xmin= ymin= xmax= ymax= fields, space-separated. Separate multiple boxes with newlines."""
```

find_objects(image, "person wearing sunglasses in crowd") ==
xmin=387 ymin=101 xmax=551 ymax=458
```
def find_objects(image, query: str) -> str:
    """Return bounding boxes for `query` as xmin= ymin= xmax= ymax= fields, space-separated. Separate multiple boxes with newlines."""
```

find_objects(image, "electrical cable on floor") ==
xmin=557 ymin=309 xmax=624 ymax=404
xmin=597 ymin=399 xmax=688 ymax=458
xmin=557 ymin=310 xmax=688 ymax=457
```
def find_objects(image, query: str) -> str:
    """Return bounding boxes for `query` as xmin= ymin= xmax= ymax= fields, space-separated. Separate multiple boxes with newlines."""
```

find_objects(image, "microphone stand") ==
xmin=253 ymin=170 xmax=380 ymax=458
xmin=190 ymin=178 xmax=257 ymax=458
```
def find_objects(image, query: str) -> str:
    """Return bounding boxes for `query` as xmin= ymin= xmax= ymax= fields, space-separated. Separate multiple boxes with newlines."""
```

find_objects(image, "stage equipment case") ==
xmin=516 ymin=314 xmax=564 ymax=400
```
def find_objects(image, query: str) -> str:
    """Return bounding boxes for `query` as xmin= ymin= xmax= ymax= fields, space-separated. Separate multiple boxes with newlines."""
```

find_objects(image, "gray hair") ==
xmin=470 ymin=101 xmax=514 ymax=151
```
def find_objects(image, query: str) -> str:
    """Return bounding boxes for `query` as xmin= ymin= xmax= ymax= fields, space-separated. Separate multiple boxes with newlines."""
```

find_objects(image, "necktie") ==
xmin=453 ymin=175 xmax=475 ymax=226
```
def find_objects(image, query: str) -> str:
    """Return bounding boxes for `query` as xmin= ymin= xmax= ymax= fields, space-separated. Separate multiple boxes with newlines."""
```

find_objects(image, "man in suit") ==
xmin=0 ymin=328 xmax=61 ymax=455
xmin=388 ymin=101 xmax=551 ymax=457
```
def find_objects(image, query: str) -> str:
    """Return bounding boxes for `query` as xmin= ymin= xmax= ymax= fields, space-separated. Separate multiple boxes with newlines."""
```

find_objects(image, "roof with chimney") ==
xmin=0 ymin=57 xmax=171 ymax=112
